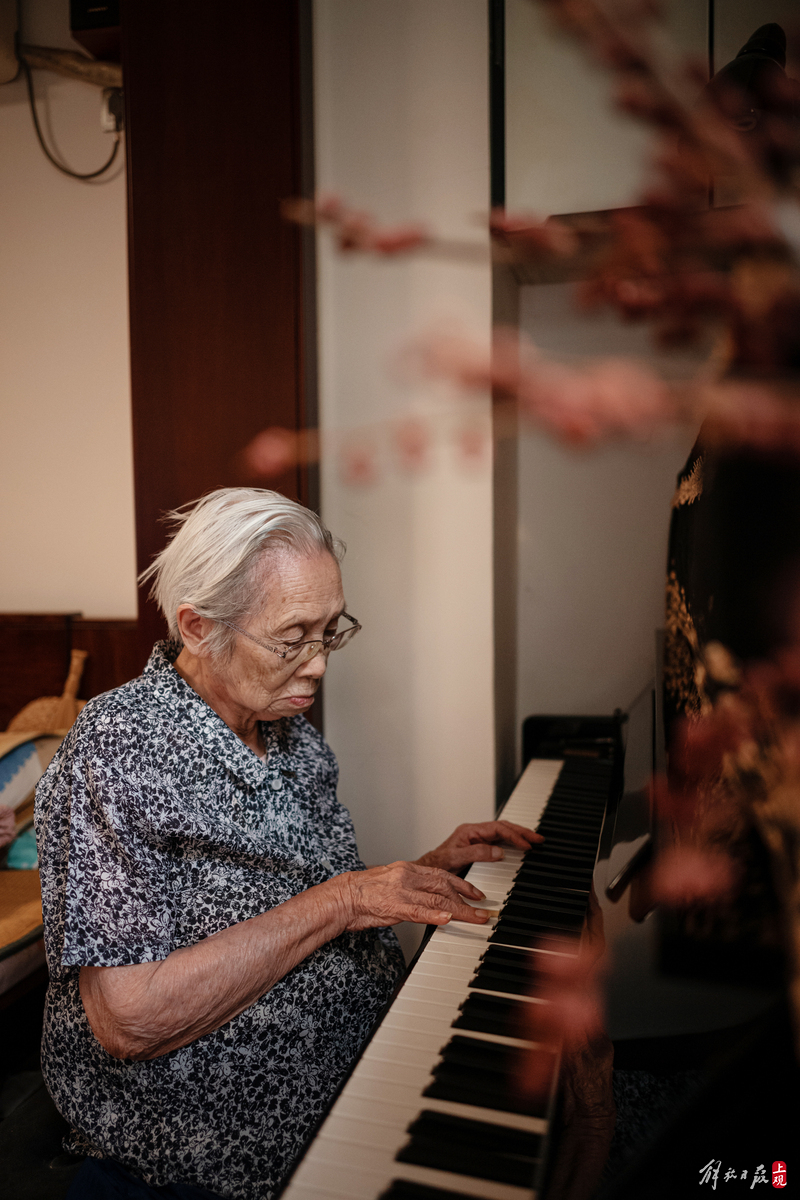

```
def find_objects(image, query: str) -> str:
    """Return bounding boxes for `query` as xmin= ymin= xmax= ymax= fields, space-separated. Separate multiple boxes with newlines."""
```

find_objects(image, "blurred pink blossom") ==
xmin=284 ymin=194 xmax=430 ymax=257
xmin=650 ymin=846 xmax=739 ymax=905
xmin=339 ymin=442 xmax=378 ymax=487
xmin=242 ymin=427 xmax=298 ymax=478
xmin=489 ymin=208 xmax=578 ymax=258
xmin=392 ymin=418 xmax=430 ymax=473
xmin=411 ymin=327 xmax=677 ymax=444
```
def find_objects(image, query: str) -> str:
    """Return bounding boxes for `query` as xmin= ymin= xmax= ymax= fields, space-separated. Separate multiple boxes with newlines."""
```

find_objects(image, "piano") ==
xmin=280 ymin=727 xmax=621 ymax=1200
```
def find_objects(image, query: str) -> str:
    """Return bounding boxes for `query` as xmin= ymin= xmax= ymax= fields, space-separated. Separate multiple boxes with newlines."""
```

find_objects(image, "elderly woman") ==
xmin=35 ymin=488 xmax=541 ymax=1200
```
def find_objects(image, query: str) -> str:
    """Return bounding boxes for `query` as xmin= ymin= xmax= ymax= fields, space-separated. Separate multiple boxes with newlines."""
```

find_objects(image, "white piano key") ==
xmin=466 ymin=986 xmax=544 ymax=1005
xmin=321 ymin=1114 xmax=410 ymax=1151
xmin=363 ymin=1023 xmax=451 ymax=1055
xmin=468 ymin=865 xmax=519 ymax=883
xmin=289 ymin=1153 xmax=536 ymax=1200
xmin=411 ymin=957 xmax=480 ymax=980
xmin=339 ymin=1072 xmax=442 ymax=1110
xmin=428 ymin=927 xmax=493 ymax=954
xmin=388 ymin=999 xmax=461 ymax=1027
xmin=368 ymin=1001 xmax=541 ymax=1052
xmin=281 ymin=757 xmax=571 ymax=1200
xmin=399 ymin=981 xmax=472 ymax=1008
xmin=330 ymin=1087 xmax=546 ymax=1137
xmin=381 ymin=1008 xmax=458 ymax=1038
xmin=349 ymin=1058 xmax=434 ymax=1092
xmin=312 ymin=1130 xmax=536 ymax=1192
xmin=362 ymin=1040 xmax=445 ymax=1071
xmin=310 ymin=1136 xmax=539 ymax=1200
xmin=445 ymin=919 xmax=494 ymax=939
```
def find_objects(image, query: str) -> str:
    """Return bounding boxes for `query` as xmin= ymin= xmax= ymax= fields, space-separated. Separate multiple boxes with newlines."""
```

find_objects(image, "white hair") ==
xmin=139 ymin=488 xmax=345 ymax=658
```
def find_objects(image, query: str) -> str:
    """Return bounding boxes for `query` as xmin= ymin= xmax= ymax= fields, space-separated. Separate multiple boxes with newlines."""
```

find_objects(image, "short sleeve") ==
xmin=59 ymin=747 xmax=177 ymax=968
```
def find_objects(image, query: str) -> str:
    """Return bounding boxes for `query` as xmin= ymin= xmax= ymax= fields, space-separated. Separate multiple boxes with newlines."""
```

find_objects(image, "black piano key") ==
xmin=501 ymin=901 xmax=585 ymax=926
xmin=536 ymin=825 xmax=602 ymax=844
xmin=537 ymin=816 xmax=604 ymax=835
xmin=498 ymin=912 xmax=585 ymax=938
xmin=490 ymin=923 xmax=579 ymax=949
xmin=532 ymin=838 xmax=600 ymax=857
xmin=497 ymin=916 xmax=585 ymax=939
xmin=546 ymin=793 xmax=606 ymax=806
xmin=471 ymin=948 xmax=559 ymax=993
xmin=379 ymin=1182 xmax=484 ymax=1200
xmin=480 ymin=945 xmax=542 ymax=973
xmin=482 ymin=943 xmax=534 ymax=961
xmin=526 ymin=838 xmax=598 ymax=856
xmin=546 ymin=795 xmax=606 ymax=809
xmin=515 ymin=868 xmax=591 ymax=891
xmin=508 ymin=883 xmax=588 ymax=910
xmin=537 ymin=801 xmax=599 ymax=820
xmin=552 ymin=781 xmax=607 ymax=791
xmin=395 ymin=1110 xmax=542 ymax=1188
xmin=452 ymin=991 xmax=528 ymax=1036
xmin=501 ymin=897 xmax=587 ymax=923
xmin=550 ymin=781 xmax=608 ymax=795
xmin=438 ymin=1035 xmax=516 ymax=1072
xmin=515 ymin=866 xmax=595 ymax=887
xmin=471 ymin=959 xmax=556 ymax=991
xmin=469 ymin=966 xmax=534 ymax=995
xmin=424 ymin=1059 xmax=553 ymax=1117
xmin=523 ymin=845 xmax=597 ymax=863
xmin=517 ymin=865 xmax=594 ymax=885
xmin=406 ymin=1111 xmax=543 ymax=1157
xmin=424 ymin=1072 xmax=546 ymax=1118
xmin=500 ymin=904 xmax=587 ymax=927
xmin=471 ymin=947 xmax=542 ymax=987
xmin=470 ymin=960 xmax=532 ymax=985
xmin=510 ymin=883 xmax=592 ymax=907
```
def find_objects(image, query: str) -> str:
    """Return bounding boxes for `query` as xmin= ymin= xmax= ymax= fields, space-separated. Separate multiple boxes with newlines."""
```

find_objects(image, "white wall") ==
xmin=503 ymin=4 xmax=704 ymax=753
xmin=505 ymin=0 xmax=706 ymax=216
xmin=0 ymin=0 xmax=136 ymax=618
xmin=314 ymin=0 xmax=495 ymax=891
xmin=515 ymin=292 xmax=697 ymax=733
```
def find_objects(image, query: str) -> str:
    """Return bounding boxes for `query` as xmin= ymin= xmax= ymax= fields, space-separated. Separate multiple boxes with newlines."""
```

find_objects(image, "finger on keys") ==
xmin=430 ymin=875 xmax=490 ymax=923
xmin=461 ymin=821 xmax=543 ymax=849
xmin=417 ymin=863 xmax=485 ymax=901
xmin=451 ymin=875 xmax=486 ymax=900
xmin=493 ymin=821 xmax=544 ymax=848
xmin=410 ymin=890 xmax=489 ymax=924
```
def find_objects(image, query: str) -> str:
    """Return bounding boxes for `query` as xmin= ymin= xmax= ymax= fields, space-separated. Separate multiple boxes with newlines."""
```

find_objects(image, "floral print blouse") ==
xmin=35 ymin=641 xmax=404 ymax=1199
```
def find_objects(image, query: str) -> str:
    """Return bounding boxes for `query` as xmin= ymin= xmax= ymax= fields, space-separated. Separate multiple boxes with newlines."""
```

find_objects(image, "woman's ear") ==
xmin=175 ymin=604 xmax=216 ymax=656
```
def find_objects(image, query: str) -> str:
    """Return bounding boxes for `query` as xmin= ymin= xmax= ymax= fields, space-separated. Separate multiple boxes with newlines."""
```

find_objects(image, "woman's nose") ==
xmin=298 ymin=648 xmax=328 ymax=679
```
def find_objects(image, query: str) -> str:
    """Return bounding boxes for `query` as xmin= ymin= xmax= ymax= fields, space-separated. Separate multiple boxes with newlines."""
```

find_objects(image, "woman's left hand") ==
xmin=416 ymin=821 xmax=543 ymax=873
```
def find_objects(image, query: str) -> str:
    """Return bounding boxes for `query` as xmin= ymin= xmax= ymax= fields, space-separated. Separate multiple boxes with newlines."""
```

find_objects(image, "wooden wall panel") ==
xmin=122 ymin=0 xmax=311 ymax=662
xmin=72 ymin=619 xmax=140 ymax=700
xmin=0 ymin=615 xmax=74 ymax=730
xmin=0 ymin=615 xmax=139 ymax=729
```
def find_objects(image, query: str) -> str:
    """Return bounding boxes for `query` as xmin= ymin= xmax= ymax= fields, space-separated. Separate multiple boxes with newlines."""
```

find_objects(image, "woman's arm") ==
xmin=80 ymin=861 xmax=486 ymax=1062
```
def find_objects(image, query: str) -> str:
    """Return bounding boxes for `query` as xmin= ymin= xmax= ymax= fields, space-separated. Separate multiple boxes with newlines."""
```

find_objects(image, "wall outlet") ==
xmin=101 ymin=87 xmax=124 ymax=133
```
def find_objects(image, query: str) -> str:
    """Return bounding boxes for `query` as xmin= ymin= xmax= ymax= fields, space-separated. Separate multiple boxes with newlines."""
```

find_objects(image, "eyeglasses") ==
xmin=218 ymin=612 xmax=361 ymax=664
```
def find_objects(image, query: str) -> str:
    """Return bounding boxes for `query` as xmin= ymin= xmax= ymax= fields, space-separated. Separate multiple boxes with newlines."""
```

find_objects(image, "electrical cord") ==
xmin=22 ymin=59 xmax=121 ymax=180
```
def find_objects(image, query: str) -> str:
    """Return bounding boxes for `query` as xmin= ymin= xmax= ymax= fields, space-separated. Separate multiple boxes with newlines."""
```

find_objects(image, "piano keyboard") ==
xmin=280 ymin=755 xmax=613 ymax=1200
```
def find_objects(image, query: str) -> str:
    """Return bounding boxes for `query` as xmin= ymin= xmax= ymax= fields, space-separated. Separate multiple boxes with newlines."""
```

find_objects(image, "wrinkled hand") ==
xmin=416 ymin=821 xmax=543 ymax=873
xmin=333 ymin=861 xmax=491 ymax=931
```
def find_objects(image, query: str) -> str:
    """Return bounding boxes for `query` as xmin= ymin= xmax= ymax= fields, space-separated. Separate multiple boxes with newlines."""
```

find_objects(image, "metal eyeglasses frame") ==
xmin=218 ymin=612 xmax=361 ymax=663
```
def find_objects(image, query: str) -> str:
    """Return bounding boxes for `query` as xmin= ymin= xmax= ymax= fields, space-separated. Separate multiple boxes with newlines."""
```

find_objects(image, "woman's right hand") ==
xmin=331 ymin=861 xmax=491 ymax=931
